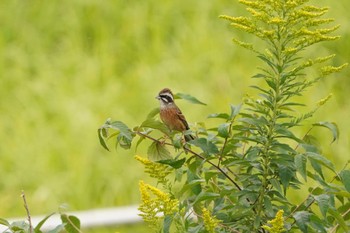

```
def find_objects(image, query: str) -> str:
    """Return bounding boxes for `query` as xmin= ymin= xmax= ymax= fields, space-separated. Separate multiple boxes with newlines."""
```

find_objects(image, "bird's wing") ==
xmin=176 ymin=108 xmax=190 ymax=130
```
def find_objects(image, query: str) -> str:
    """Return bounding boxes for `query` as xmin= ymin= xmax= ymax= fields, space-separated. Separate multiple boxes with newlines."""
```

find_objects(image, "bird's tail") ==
xmin=184 ymin=134 xmax=195 ymax=142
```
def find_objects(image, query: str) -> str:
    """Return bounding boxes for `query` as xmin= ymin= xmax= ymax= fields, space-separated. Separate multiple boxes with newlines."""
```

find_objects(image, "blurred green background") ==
xmin=0 ymin=0 xmax=349 ymax=232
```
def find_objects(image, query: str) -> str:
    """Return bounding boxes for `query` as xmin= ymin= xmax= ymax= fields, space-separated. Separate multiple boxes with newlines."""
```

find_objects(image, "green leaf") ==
xmin=270 ymin=178 xmax=283 ymax=196
xmin=313 ymin=194 xmax=330 ymax=219
xmin=158 ymin=158 xmax=186 ymax=169
xmin=193 ymin=192 xmax=220 ymax=204
xmin=274 ymin=127 xmax=302 ymax=142
xmin=306 ymin=152 xmax=335 ymax=172
xmin=189 ymin=138 xmax=219 ymax=156
xmin=218 ymin=123 xmax=230 ymax=138
xmin=146 ymin=107 xmax=160 ymax=119
xmin=109 ymin=121 xmax=133 ymax=140
xmin=207 ymin=113 xmax=230 ymax=119
xmin=9 ymin=221 xmax=29 ymax=231
xmin=230 ymin=104 xmax=242 ymax=119
xmin=46 ymin=224 xmax=66 ymax=233
xmin=135 ymin=134 xmax=146 ymax=151
xmin=0 ymin=218 xmax=10 ymax=226
xmin=105 ymin=120 xmax=134 ymax=150
xmin=179 ymin=178 xmax=204 ymax=196
xmin=309 ymin=214 xmax=327 ymax=233
xmin=295 ymin=154 xmax=307 ymax=181
xmin=309 ymin=157 xmax=324 ymax=179
xmin=140 ymin=118 xmax=170 ymax=135
xmin=328 ymin=208 xmax=349 ymax=232
xmin=293 ymin=211 xmax=310 ymax=233
xmin=279 ymin=165 xmax=295 ymax=194
xmin=34 ymin=212 xmax=56 ymax=232
xmin=163 ymin=215 xmax=173 ymax=233
xmin=60 ymin=214 xmax=80 ymax=233
xmin=147 ymin=141 xmax=172 ymax=161
xmin=339 ymin=170 xmax=350 ymax=192
xmin=97 ymin=128 xmax=110 ymax=151
xmin=313 ymin=121 xmax=339 ymax=143
xmin=204 ymin=171 xmax=218 ymax=183
xmin=175 ymin=92 xmax=206 ymax=105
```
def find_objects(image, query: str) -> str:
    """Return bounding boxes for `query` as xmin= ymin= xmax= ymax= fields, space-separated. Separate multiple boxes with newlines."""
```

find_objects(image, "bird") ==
xmin=156 ymin=88 xmax=194 ymax=141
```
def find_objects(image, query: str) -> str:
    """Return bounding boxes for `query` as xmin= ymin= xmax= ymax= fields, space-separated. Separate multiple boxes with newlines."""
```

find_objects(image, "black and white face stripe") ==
xmin=159 ymin=92 xmax=174 ymax=104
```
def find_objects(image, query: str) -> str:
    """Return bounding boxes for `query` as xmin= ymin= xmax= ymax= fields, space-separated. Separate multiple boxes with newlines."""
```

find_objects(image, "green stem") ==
xmin=256 ymin=21 xmax=286 ymax=230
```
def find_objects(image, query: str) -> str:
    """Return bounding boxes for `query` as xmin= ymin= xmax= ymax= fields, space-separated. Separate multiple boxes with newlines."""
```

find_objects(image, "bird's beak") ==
xmin=155 ymin=96 xmax=160 ymax=100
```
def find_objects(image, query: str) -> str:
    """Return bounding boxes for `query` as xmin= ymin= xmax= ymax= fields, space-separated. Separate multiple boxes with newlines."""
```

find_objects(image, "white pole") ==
xmin=0 ymin=205 xmax=142 ymax=232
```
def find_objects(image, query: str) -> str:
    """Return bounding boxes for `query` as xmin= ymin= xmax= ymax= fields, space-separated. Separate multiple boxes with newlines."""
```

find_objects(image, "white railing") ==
xmin=0 ymin=205 xmax=142 ymax=232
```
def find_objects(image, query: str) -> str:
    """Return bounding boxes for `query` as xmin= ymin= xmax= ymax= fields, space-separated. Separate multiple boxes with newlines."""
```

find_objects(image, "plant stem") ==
xmin=21 ymin=191 xmax=33 ymax=233
xmin=135 ymin=131 xmax=243 ymax=191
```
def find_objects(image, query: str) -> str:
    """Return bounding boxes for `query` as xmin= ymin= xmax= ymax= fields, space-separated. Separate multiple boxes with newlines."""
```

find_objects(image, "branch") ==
xmin=329 ymin=207 xmax=350 ymax=233
xmin=286 ymin=161 xmax=349 ymax=222
xmin=21 ymin=191 xmax=33 ymax=233
xmin=136 ymin=131 xmax=242 ymax=191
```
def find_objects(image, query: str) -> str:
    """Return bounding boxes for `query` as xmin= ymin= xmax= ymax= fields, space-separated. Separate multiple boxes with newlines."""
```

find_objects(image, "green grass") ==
xmin=0 ymin=0 xmax=349 ymax=232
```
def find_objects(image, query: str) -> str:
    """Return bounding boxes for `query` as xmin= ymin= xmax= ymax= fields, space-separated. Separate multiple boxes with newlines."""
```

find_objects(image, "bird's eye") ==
xmin=160 ymin=94 xmax=173 ymax=103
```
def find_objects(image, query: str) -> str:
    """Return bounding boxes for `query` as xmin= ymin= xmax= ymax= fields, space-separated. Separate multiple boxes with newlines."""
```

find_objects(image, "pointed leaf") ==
xmin=293 ymin=211 xmax=310 ymax=233
xmin=0 ymin=218 xmax=10 ymax=227
xmin=98 ymin=128 xmax=110 ymax=151
xmin=295 ymin=154 xmax=307 ymax=181
xmin=218 ymin=123 xmax=230 ymax=138
xmin=328 ymin=208 xmax=349 ymax=232
xmin=189 ymin=138 xmax=219 ymax=156
xmin=147 ymin=141 xmax=172 ymax=161
xmin=339 ymin=170 xmax=350 ymax=192
xmin=47 ymin=224 xmax=66 ymax=233
xmin=60 ymin=214 xmax=80 ymax=233
xmin=163 ymin=215 xmax=173 ymax=233
xmin=309 ymin=157 xmax=324 ymax=179
xmin=207 ymin=113 xmax=230 ymax=119
xmin=193 ymin=192 xmax=220 ymax=204
xmin=34 ymin=212 xmax=56 ymax=232
xmin=175 ymin=93 xmax=206 ymax=105
xmin=158 ymin=158 xmax=186 ymax=169
xmin=306 ymin=152 xmax=335 ymax=172
xmin=270 ymin=178 xmax=283 ymax=195
xmin=313 ymin=194 xmax=330 ymax=219
xmin=279 ymin=165 xmax=295 ymax=194
xmin=309 ymin=214 xmax=327 ymax=233
xmin=135 ymin=134 xmax=146 ymax=151
xmin=230 ymin=104 xmax=242 ymax=119
xmin=313 ymin=121 xmax=339 ymax=143
xmin=109 ymin=121 xmax=133 ymax=140
xmin=275 ymin=127 xmax=302 ymax=142
xmin=140 ymin=118 xmax=170 ymax=135
xmin=147 ymin=107 xmax=160 ymax=119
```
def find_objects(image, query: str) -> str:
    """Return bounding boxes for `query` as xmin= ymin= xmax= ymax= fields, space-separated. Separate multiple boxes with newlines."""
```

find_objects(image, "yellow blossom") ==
xmin=317 ymin=93 xmax=333 ymax=107
xmin=320 ymin=63 xmax=348 ymax=77
xmin=138 ymin=181 xmax=179 ymax=229
xmin=202 ymin=207 xmax=222 ymax=233
xmin=135 ymin=155 xmax=173 ymax=184
xmin=262 ymin=210 xmax=286 ymax=233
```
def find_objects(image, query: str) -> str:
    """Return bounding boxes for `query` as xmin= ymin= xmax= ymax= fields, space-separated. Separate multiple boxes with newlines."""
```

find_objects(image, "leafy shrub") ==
xmin=99 ymin=0 xmax=349 ymax=232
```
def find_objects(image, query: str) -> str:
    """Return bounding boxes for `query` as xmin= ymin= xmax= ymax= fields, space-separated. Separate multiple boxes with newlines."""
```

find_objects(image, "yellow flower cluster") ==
xmin=202 ymin=207 xmax=222 ymax=233
xmin=262 ymin=210 xmax=285 ymax=233
xmin=138 ymin=181 xmax=179 ymax=228
xmin=135 ymin=155 xmax=173 ymax=184
xmin=317 ymin=93 xmax=333 ymax=107
xmin=321 ymin=64 xmax=348 ymax=77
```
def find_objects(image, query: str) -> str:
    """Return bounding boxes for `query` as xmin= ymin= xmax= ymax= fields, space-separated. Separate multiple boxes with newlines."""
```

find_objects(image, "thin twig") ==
xmin=21 ymin=190 xmax=33 ymax=233
xmin=286 ymin=161 xmax=349 ymax=225
xmin=329 ymin=207 xmax=350 ymax=233
xmin=218 ymin=120 xmax=234 ymax=168
xmin=136 ymin=131 xmax=242 ymax=191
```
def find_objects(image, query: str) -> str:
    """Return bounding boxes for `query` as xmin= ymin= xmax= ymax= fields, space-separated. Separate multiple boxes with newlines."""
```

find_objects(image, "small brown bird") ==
xmin=156 ymin=88 xmax=194 ymax=141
